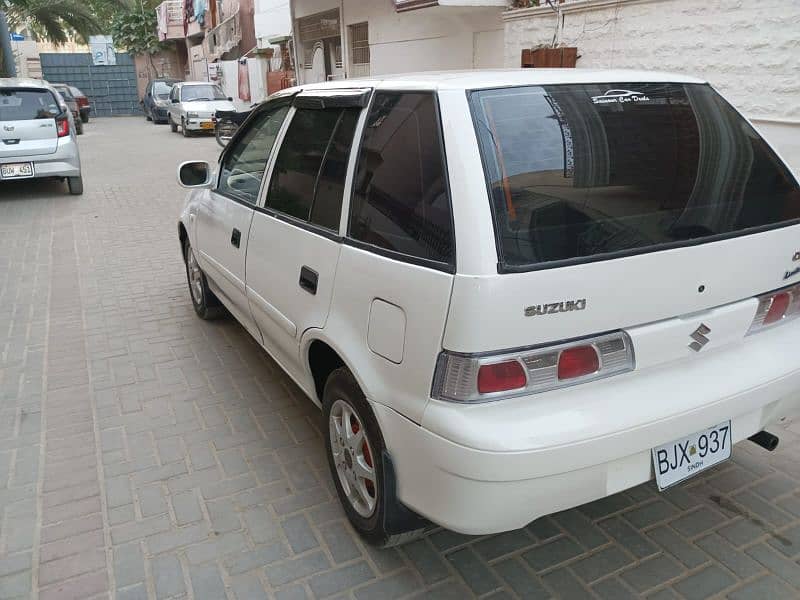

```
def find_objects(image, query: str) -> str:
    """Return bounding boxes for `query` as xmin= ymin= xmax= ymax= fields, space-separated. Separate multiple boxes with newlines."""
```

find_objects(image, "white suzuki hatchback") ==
xmin=177 ymin=70 xmax=800 ymax=546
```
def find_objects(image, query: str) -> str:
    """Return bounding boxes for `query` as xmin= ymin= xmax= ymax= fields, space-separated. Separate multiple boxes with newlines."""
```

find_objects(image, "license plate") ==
xmin=1 ymin=162 xmax=33 ymax=179
xmin=200 ymin=121 xmax=215 ymax=130
xmin=652 ymin=421 xmax=731 ymax=490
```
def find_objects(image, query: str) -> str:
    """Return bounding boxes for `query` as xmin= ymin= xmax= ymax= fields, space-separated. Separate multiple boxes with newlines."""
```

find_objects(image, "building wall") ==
xmin=255 ymin=0 xmax=292 ymax=42
xmin=238 ymin=0 xmax=259 ymax=54
xmin=133 ymin=48 xmax=185 ymax=99
xmin=292 ymin=0 xmax=504 ymax=80
xmin=503 ymin=0 xmax=800 ymax=122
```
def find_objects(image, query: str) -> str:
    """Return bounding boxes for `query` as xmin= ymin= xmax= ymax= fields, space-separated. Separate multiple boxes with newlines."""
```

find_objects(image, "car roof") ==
xmin=176 ymin=81 xmax=217 ymax=86
xmin=0 ymin=77 xmax=52 ymax=90
xmin=282 ymin=68 xmax=707 ymax=95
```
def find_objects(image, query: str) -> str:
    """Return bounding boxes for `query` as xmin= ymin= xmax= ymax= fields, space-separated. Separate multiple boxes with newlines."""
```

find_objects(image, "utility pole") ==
xmin=0 ymin=11 xmax=17 ymax=77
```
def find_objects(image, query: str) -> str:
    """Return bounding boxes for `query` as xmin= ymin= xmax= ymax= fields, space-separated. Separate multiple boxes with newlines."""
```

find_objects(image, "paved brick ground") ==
xmin=1 ymin=117 xmax=800 ymax=600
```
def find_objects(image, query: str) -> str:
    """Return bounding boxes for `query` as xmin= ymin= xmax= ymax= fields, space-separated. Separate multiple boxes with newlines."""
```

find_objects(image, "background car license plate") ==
xmin=1 ymin=162 xmax=33 ymax=179
xmin=652 ymin=421 xmax=731 ymax=490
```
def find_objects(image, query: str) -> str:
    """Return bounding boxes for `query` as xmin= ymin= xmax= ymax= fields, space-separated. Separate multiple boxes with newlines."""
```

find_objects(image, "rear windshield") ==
xmin=54 ymin=86 xmax=74 ymax=100
xmin=470 ymin=83 xmax=800 ymax=270
xmin=0 ymin=89 xmax=60 ymax=121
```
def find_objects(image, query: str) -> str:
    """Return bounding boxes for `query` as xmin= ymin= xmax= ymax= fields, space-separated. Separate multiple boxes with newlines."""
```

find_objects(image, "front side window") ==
xmin=266 ymin=107 xmax=359 ymax=230
xmin=470 ymin=83 xmax=800 ymax=269
xmin=216 ymin=103 xmax=290 ymax=204
xmin=349 ymin=92 xmax=453 ymax=266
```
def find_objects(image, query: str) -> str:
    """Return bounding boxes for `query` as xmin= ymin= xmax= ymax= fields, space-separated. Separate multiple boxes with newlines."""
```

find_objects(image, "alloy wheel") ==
xmin=186 ymin=246 xmax=203 ymax=304
xmin=329 ymin=399 xmax=378 ymax=518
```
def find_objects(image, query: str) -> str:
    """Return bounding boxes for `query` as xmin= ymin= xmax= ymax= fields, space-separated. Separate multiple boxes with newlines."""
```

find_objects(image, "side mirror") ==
xmin=227 ymin=97 xmax=233 ymax=101
xmin=177 ymin=161 xmax=212 ymax=188
xmin=171 ymin=98 xmax=179 ymax=104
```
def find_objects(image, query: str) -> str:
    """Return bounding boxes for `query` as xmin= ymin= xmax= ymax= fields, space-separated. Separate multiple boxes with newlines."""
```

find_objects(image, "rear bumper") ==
xmin=373 ymin=320 xmax=800 ymax=535
xmin=0 ymin=139 xmax=81 ymax=179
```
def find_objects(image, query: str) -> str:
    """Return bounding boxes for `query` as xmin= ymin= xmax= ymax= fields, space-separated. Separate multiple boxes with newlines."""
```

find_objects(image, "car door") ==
xmin=167 ymin=85 xmax=179 ymax=121
xmin=194 ymin=99 xmax=291 ymax=340
xmin=245 ymin=90 xmax=368 ymax=376
xmin=143 ymin=82 xmax=153 ymax=117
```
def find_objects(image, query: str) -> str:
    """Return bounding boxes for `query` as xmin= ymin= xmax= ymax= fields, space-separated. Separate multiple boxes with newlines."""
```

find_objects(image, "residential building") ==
xmin=155 ymin=0 xmax=259 ymax=80
xmin=289 ymin=0 xmax=507 ymax=84
xmin=502 ymin=0 xmax=799 ymax=155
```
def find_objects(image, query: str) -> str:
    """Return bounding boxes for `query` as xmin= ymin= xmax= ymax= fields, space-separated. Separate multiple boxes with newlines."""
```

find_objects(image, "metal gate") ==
xmin=40 ymin=53 xmax=141 ymax=117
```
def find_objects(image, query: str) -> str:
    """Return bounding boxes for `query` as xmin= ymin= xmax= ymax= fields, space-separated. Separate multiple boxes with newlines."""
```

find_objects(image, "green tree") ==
xmin=3 ymin=0 xmax=108 ymax=44
xmin=110 ymin=4 xmax=166 ymax=77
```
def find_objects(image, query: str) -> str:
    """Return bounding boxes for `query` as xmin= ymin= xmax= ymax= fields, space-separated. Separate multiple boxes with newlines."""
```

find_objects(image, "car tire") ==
xmin=67 ymin=176 xmax=83 ymax=195
xmin=169 ymin=116 xmax=178 ymax=133
xmin=182 ymin=119 xmax=192 ymax=137
xmin=183 ymin=240 xmax=223 ymax=319
xmin=145 ymin=112 xmax=152 ymax=121
xmin=75 ymin=120 xmax=83 ymax=135
xmin=323 ymin=367 xmax=427 ymax=547
xmin=81 ymin=113 xmax=89 ymax=124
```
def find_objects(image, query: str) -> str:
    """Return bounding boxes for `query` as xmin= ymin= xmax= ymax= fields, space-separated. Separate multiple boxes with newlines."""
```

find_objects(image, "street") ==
xmin=2 ymin=116 xmax=800 ymax=599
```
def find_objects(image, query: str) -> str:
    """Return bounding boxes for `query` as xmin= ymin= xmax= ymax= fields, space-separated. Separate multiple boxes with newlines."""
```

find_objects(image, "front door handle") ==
xmin=299 ymin=266 xmax=318 ymax=295
xmin=231 ymin=228 xmax=241 ymax=248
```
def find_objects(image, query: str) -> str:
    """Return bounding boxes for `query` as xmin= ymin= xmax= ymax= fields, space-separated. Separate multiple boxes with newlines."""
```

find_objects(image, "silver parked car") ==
xmin=167 ymin=81 xmax=235 ymax=137
xmin=0 ymin=78 xmax=83 ymax=195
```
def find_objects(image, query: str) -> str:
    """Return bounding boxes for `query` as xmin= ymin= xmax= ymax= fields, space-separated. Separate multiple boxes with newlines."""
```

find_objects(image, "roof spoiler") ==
xmin=294 ymin=88 xmax=372 ymax=110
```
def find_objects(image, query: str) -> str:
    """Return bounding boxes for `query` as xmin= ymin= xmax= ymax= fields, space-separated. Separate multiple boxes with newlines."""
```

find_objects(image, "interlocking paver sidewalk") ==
xmin=1 ymin=117 xmax=800 ymax=599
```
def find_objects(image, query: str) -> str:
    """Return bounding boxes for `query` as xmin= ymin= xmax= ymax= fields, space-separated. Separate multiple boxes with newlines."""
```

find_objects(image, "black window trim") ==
xmin=344 ymin=89 xmax=457 ymax=275
xmin=212 ymin=94 xmax=297 ymax=206
xmin=466 ymin=84 xmax=800 ymax=275
xmin=261 ymin=102 xmax=357 ymax=234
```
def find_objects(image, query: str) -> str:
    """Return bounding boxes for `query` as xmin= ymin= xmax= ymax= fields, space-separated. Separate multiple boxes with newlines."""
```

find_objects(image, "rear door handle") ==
xmin=231 ymin=228 xmax=241 ymax=248
xmin=299 ymin=266 xmax=318 ymax=295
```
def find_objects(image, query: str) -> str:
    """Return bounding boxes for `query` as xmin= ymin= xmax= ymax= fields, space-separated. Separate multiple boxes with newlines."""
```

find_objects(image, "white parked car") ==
xmin=176 ymin=70 xmax=800 ymax=546
xmin=167 ymin=81 xmax=235 ymax=137
xmin=0 ymin=78 xmax=83 ymax=194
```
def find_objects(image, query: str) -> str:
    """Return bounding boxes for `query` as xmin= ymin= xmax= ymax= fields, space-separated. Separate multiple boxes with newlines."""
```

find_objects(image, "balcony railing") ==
xmin=204 ymin=10 xmax=241 ymax=60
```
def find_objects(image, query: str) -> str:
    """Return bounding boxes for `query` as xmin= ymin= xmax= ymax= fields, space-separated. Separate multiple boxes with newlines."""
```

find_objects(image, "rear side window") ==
xmin=0 ymin=89 xmax=60 ymax=120
xmin=470 ymin=83 xmax=800 ymax=270
xmin=349 ymin=92 xmax=453 ymax=266
xmin=266 ymin=107 xmax=359 ymax=230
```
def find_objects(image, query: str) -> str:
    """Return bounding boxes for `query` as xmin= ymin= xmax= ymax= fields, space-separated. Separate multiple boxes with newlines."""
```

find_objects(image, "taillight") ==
xmin=477 ymin=360 xmax=527 ymax=394
xmin=77 ymin=97 xmax=89 ymax=108
xmin=748 ymin=285 xmax=800 ymax=334
xmin=432 ymin=331 xmax=634 ymax=403
xmin=557 ymin=345 xmax=599 ymax=380
xmin=56 ymin=116 xmax=70 ymax=137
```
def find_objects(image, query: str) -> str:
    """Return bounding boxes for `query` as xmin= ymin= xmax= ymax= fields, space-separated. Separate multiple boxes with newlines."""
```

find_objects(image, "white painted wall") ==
xmin=503 ymin=0 xmax=800 ymax=123
xmin=292 ymin=0 xmax=505 ymax=80
xmin=255 ymin=0 xmax=292 ymax=41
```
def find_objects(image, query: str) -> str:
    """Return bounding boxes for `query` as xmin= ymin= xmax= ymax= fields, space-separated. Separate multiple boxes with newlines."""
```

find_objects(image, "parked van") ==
xmin=176 ymin=70 xmax=800 ymax=546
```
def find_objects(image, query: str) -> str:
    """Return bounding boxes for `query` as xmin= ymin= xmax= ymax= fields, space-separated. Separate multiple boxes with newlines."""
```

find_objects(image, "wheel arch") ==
xmin=303 ymin=333 xmax=368 ymax=406
xmin=178 ymin=221 xmax=189 ymax=260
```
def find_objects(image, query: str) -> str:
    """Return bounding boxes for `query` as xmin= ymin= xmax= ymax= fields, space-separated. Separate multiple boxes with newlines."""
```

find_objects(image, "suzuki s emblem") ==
xmin=689 ymin=324 xmax=711 ymax=352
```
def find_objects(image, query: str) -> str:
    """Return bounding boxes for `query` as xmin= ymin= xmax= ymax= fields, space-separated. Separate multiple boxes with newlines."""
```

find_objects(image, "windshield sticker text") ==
xmin=591 ymin=89 xmax=652 ymax=105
